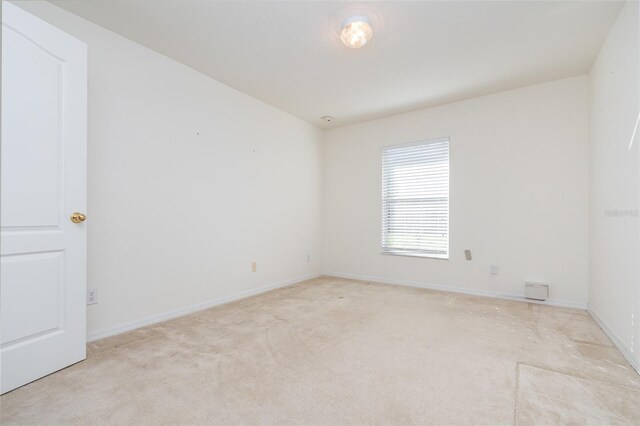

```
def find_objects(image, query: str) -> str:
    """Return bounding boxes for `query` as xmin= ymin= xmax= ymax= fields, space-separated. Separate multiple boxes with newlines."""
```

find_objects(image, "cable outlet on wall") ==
xmin=251 ymin=262 xmax=257 ymax=272
xmin=490 ymin=264 xmax=500 ymax=276
xmin=87 ymin=288 xmax=97 ymax=305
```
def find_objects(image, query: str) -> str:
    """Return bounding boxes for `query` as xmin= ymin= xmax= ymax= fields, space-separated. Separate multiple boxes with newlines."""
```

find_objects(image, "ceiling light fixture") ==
xmin=341 ymin=16 xmax=373 ymax=49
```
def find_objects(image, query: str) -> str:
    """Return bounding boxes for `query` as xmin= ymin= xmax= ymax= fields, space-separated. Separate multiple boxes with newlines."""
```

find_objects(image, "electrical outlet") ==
xmin=87 ymin=288 xmax=97 ymax=305
xmin=251 ymin=262 xmax=257 ymax=272
xmin=490 ymin=264 xmax=500 ymax=276
xmin=306 ymin=254 xmax=311 ymax=263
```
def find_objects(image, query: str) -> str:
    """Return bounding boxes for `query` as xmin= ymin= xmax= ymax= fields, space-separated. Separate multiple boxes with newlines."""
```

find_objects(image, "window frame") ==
xmin=380 ymin=137 xmax=450 ymax=260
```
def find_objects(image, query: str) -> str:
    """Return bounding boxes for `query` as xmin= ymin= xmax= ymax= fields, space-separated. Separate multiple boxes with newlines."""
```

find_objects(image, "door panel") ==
xmin=1 ymin=2 xmax=87 ymax=394
xmin=1 ymin=251 xmax=64 ymax=345
xmin=1 ymin=24 xmax=63 ymax=229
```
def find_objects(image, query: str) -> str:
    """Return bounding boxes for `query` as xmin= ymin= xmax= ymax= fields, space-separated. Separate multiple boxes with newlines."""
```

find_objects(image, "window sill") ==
xmin=381 ymin=251 xmax=449 ymax=260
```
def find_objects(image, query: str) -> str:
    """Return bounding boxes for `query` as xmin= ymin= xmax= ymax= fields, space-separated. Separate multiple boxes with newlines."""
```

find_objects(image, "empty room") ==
xmin=1 ymin=0 xmax=639 ymax=424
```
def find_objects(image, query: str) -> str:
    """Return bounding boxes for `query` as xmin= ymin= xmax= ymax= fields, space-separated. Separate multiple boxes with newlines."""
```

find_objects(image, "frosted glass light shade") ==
xmin=341 ymin=16 xmax=373 ymax=49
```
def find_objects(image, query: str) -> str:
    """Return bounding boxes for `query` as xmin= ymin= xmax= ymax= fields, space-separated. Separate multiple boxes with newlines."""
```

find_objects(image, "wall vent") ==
xmin=525 ymin=282 xmax=549 ymax=301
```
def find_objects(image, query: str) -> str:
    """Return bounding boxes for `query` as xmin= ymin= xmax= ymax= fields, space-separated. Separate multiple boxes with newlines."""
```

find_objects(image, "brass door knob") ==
xmin=70 ymin=212 xmax=87 ymax=223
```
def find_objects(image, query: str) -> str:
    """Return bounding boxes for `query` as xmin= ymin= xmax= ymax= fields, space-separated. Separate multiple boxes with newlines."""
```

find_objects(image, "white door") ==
xmin=1 ymin=2 xmax=87 ymax=394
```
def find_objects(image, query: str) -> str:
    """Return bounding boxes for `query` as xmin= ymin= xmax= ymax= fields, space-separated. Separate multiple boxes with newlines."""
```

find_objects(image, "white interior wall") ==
xmin=15 ymin=1 xmax=324 ymax=339
xmin=323 ymin=76 xmax=590 ymax=307
xmin=588 ymin=0 xmax=640 ymax=372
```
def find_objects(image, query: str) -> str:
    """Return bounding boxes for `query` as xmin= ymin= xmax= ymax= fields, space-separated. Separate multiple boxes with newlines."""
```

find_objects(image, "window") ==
xmin=381 ymin=138 xmax=449 ymax=259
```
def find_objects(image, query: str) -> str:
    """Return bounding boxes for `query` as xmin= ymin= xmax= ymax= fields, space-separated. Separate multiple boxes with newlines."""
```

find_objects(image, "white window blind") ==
xmin=382 ymin=138 xmax=449 ymax=258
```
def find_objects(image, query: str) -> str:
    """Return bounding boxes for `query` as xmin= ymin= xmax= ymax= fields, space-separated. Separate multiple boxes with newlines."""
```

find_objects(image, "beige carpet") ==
xmin=1 ymin=276 xmax=639 ymax=425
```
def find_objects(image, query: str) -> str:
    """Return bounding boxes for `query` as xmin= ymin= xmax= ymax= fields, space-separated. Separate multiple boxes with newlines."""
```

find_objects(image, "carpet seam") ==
xmin=568 ymin=338 xmax=613 ymax=348
xmin=517 ymin=362 xmax=640 ymax=392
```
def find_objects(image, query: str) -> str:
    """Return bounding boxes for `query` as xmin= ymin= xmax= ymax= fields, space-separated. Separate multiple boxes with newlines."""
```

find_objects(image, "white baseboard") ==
xmin=588 ymin=307 xmax=640 ymax=374
xmin=323 ymin=271 xmax=587 ymax=310
xmin=87 ymin=272 xmax=322 ymax=342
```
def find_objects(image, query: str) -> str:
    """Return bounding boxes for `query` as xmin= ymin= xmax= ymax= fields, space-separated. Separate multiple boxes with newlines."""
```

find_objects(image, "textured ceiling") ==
xmin=51 ymin=0 xmax=622 ymax=129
